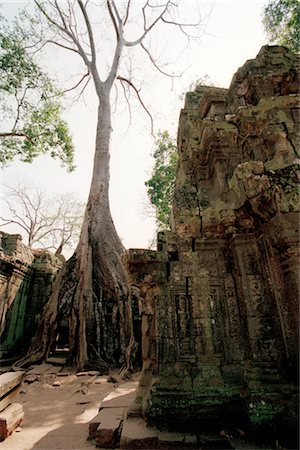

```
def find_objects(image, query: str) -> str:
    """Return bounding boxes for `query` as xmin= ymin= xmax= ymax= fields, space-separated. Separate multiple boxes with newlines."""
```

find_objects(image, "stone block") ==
xmin=0 ymin=372 xmax=24 ymax=398
xmin=120 ymin=417 xmax=158 ymax=449
xmin=158 ymin=431 xmax=198 ymax=448
xmin=88 ymin=407 xmax=125 ymax=448
xmin=0 ymin=403 xmax=24 ymax=441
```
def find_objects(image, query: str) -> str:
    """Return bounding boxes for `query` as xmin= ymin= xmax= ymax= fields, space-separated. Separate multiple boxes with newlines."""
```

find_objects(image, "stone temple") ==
xmin=0 ymin=45 xmax=299 ymax=448
xmin=128 ymin=45 xmax=299 ymax=447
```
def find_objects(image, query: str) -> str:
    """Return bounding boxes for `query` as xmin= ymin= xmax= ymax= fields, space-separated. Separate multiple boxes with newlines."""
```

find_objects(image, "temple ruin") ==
xmin=0 ymin=45 xmax=299 ymax=448
xmin=0 ymin=232 xmax=62 ymax=359
xmin=128 ymin=45 xmax=299 ymax=447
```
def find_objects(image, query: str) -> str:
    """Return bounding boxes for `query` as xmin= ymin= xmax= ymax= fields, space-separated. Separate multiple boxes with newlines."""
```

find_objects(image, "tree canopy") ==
xmin=0 ymin=16 xmax=75 ymax=169
xmin=146 ymin=130 xmax=178 ymax=230
xmin=263 ymin=0 xmax=300 ymax=52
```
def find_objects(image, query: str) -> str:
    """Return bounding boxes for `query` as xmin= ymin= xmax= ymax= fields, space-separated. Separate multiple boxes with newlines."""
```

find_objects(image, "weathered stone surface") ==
xmin=88 ymin=407 xmax=125 ymax=448
xmin=120 ymin=417 xmax=158 ymax=449
xmin=129 ymin=46 xmax=299 ymax=448
xmin=0 ymin=372 xmax=24 ymax=398
xmin=0 ymin=232 xmax=62 ymax=358
xmin=0 ymin=372 xmax=23 ymax=416
xmin=0 ymin=403 xmax=24 ymax=441
xmin=0 ymin=386 xmax=20 ymax=413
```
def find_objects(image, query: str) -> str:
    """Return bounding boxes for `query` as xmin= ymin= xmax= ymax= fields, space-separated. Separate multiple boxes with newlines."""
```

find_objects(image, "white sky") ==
xmin=0 ymin=0 xmax=268 ymax=255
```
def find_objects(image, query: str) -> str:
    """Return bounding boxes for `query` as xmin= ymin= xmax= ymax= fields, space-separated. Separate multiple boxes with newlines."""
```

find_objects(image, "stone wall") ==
xmin=0 ymin=232 xmax=62 ymax=359
xmin=129 ymin=46 xmax=299 ymax=446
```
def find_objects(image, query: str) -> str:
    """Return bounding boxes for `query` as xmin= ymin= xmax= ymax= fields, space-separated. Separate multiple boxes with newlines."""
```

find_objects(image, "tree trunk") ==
xmin=16 ymin=93 xmax=136 ymax=371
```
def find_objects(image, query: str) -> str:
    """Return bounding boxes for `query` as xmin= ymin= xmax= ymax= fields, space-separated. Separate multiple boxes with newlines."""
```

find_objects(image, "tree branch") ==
xmin=119 ymin=79 xmax=132 ymax=133
xmin=47 ymin=39 xmax=83 ymax=57
xmin=117 ymin=76 xmax=153 ymax=134
xmin=125 ymin=0 xmax=171 ymax=47
xmin=0 ymin=132 xmax=36 ymax=143
xmin=106 ymin=0 xmax=119 ymax=38
xmin=78 ymin=0 xmax=96 ymax=65
xmin=123 ymin=0 xmax=131 ymax=25
xmin=110 ymin=0 xmax=122 ymax=25
xmin=62 ymin=72 xmax=91 ymax=94
xmin=12 ymin=87 xmax=28 ymax=132
xmin=34 ymin=1 xmax=92 ymax=69
xmin=54 ymin=0 xmax=68 ymax=30
xmin=140 ymin=43 xmax=181 ymax=78
xmin=0 ymin=217 xmax=30 ymax=235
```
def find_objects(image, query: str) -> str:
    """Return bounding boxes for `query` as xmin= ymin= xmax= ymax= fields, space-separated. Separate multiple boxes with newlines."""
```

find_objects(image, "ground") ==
xmin=0 ymin=365 xmax=138 ymax=450
xmin=0 ymin=365 xmax=276 ymax=450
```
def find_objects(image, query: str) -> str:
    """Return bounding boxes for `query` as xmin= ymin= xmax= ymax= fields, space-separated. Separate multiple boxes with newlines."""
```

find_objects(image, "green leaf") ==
xmin=0 ymin=16 xmax=75 ymax=170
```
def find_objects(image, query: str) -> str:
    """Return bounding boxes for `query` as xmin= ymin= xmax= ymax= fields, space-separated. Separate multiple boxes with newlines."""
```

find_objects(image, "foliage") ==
xmin=145 ymin=130 xmax=178 ymax=230
xmin=248 ymin=400 xmax=284 ymax=424
xmin=0 ymin=17 xmax=75 ymax=169
xmin=0 ymin=181 xmax=84 ymax=255
xmin=263 ymin=0 xmax=300 ymax=52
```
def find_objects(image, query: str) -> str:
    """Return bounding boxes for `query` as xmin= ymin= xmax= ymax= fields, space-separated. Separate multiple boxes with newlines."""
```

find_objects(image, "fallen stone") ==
xmin=0 ymin=403 xmax=24 ymax=441
xmin=52 ymin=381 xmax=61 ymax=387
xmin=88 ymin=407 xmax=125 ymax=448
xmin=0 ymin=384 xmax=21 ymax=413
xmin=120 ymin=417 xmax=158 ymax=449
xmin=0 ymin=372 xmax=24 ymax=397
xmin=24 ymin=375 xmax=39 ymax=384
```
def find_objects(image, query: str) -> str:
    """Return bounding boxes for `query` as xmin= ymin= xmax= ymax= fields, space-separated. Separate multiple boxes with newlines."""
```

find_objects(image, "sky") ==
xmin=0 ymin=0 xmax=269 ymax=256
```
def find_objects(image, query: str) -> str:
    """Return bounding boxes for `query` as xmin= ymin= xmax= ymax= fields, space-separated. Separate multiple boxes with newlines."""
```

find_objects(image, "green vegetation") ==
xmin=145 ymin=130 xmax=178 ymax=230
xmin=248 ymin=400 xmax=284 ymax=424
xmin=0 ymin=17 xmax=74 ymax=169
xmin=263 ymin=0 xmax=300 ymax=52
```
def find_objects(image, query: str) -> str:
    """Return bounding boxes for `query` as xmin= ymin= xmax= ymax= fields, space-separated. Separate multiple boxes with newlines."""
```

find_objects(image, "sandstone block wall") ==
xmin=129 ymin=46 xmax=299 ymax=445
xmin=0 ymin=232 xmax=62 ymax=359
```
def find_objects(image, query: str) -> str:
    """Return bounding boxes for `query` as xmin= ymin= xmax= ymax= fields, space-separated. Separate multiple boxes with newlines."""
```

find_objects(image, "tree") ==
xmin=0 ymin=181 xmax=84 ymax=256
xmin=263 ymin=0 xmax=300 ymax=53
xmin=8 ymin=1 xmax=203 ymax=371
xmin=0 ymin=16 xmax=75 ymax=169
xmin=146 ymin=130 xmax=178 ymax=230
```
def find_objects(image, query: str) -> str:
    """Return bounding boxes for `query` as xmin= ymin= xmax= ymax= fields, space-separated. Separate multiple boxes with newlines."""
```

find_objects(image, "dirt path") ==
xmin=0 ymin=369 xmax=137 ymax=450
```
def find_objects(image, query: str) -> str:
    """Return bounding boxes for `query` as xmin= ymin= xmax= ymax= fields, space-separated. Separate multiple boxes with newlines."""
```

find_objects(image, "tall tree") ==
xmin=9 ymin=1 xmax=203 ymax=371
xmin=263 ymin=0 xmax=300 ymax=53
xmin=0 ymin=181 xmax=84 ymax=255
